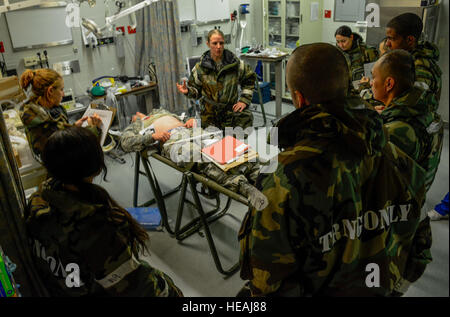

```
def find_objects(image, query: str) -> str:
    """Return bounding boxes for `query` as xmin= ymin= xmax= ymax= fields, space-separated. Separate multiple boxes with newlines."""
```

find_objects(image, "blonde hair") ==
xmin=20 ymin=68 xmax=62 ymax=99
xmin=206 ymin=29 xmax=225 ymax=42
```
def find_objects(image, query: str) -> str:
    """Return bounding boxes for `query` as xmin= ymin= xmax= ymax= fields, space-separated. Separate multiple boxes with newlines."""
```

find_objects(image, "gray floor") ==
xmin=96 ymin=100 xmax=449 ymax=297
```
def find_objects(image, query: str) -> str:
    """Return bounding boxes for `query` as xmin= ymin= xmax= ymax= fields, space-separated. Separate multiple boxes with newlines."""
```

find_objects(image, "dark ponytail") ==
xmin=335 ymin=26 xmax=363 ymax=48
xmin=42 ymin=126 xmax=149 ymax=255
xmin=352 ymin=32 xmax=363 ymax=44
xmin=335 ymin=25 xmax=353 ymax=38
xmin=76 ymin=182 xmax=150 ymax=255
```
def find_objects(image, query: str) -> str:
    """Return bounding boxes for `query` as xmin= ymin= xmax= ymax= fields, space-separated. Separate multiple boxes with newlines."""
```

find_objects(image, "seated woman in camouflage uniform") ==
xmin=26 ymin=126 xmax=183 ymax=297
xmin=19 ymin=68 xmax=102 ymax=160
xmin=119 ymin=108 xmax=268 ymax=211
xmin=176 ymin=29 xmax=257 ymax=131
xmin=335 ymin=26 xmax=379 ymax=83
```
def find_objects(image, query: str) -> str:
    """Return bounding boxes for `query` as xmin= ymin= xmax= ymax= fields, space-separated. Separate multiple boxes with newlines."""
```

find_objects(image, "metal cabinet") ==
xmin=263 ymin=0 xmax=300 ymax=98
xmin=265 ymin=0 xmax=301 ymax=49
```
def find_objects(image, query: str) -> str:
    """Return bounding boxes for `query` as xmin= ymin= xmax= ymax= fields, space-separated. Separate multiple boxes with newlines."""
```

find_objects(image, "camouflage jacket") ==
xmin=239 ymin=96 xmax=431 ymax=296
xmin=412 ymin=41 xmax=442 ymax=104
xmin=361 ymin=41 xmax=442 ymax=107
xmin=19 ymin=101 xmax=99 ymax=159
xmin=381 ymin=86 xmax=443 ymax=192
xmin=25 ymin=178 xmax=183 ymax=297
xmin=186 ymin=49 xmax=256 ymax=125
xmin=120 ymin=108 xmax=183 ymax=153
xmin=341 ymin=40 xmax=379 ymax=82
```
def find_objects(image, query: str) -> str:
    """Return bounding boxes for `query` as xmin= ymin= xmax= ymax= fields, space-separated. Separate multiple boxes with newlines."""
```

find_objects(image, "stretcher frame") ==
xmin=133 ymin=149 xmax=249 ymax=277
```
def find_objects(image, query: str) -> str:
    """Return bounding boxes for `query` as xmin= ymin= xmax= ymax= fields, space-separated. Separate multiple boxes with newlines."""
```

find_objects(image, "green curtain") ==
xmin=135 ymin=0 xmax=186 ymax=113
xmin=0 ymin=108 xmax=48 ymax=297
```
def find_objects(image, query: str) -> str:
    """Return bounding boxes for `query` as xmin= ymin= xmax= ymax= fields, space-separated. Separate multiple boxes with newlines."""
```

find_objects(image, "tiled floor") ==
xmin=96 ymin=101 xmax=449 ymax=297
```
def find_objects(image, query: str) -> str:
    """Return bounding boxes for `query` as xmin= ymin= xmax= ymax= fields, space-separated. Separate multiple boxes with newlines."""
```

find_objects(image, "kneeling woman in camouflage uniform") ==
xmin=25 ymin=127 xmax=183 ymax=297
xmin=176 ymin=29 xmax=257 ymax=130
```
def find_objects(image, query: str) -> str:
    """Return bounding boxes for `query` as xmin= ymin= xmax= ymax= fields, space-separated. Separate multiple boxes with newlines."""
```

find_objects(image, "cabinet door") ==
xmin=299 ymin=0 xmax=324 ymax=45
xmin=285 ymin=1 xmax=301 ymax=49
xmin=267 ymin=0 xmax=283 ymax=47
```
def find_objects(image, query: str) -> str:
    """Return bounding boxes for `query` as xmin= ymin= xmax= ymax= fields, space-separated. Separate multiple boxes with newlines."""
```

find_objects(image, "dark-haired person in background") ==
xmin=238 ymin=43 xmax=431 ymax=297
xmin=25 ymin=126 xmax=183 ymax=297
xmin=385 ymin=13 xmax=442 ymax=103
xmin=335 ymin=25 xmax=379 ymax=82
xmin=371 ymin=49 xmax=443 ymax=194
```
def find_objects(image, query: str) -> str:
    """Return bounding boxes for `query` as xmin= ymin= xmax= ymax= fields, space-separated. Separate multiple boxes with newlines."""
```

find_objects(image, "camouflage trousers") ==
xmin=201 ymin=107 xmax=254 ymax=131
xmin=161 ymin=127 xmax=260 ymax=196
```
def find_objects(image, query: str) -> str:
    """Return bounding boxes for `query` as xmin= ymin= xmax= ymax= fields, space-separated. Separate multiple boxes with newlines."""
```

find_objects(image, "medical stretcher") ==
xmin=132 ymin=149 xmax=249 ymax=277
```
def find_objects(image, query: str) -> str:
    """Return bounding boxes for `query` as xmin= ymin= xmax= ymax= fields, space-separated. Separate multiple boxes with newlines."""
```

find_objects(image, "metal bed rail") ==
xmin=133 ymin=150 xmax=249 ymax=276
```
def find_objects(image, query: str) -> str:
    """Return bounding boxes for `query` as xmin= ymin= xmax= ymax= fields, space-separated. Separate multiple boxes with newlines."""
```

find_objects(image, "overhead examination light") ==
xmin=82 ymin=0 xmax=159 ymax=38
xmin=82 ymin=17 xmax=105 ymax=38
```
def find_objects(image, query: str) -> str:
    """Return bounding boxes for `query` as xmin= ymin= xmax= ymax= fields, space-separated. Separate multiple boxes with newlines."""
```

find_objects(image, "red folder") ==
xmin=201 ymin=135 xmax=249 ymax=165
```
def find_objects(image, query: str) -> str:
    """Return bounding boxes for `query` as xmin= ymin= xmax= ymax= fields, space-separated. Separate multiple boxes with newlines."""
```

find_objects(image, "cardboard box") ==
xmin=0 ymin=76 xmax=26 ymax=104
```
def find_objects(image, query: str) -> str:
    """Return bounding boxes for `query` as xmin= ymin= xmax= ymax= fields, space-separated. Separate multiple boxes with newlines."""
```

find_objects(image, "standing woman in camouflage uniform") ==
xmin=335 ymin=25 xmax=379 ymax=82
xmin=19 ymin=68 xmax=102 ymax=160
xmin=26 ymin=126 xmax=183 ymax=296
xmin=176 ymin=29 xmax=257 ymax=130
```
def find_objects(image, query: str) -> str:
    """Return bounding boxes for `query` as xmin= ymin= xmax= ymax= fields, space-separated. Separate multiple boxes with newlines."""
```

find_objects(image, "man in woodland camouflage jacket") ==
xmin=238 ymin=43 xmax=431 ymax=297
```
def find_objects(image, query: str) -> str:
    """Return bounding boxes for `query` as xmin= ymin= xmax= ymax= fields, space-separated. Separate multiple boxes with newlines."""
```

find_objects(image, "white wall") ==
xmin=0 ymin=2 xmax=136 ymax=98
xmin=178 ymin=0 xmax=261 ymax=67
xmin=321 ymin=0 xmax=367 ymax=44
xmin=2 ymin=0 xmax=445 ymax=121
xmin=436 ymin=0 xmax=449 ymax=123
xmin=1 ymin=0 xmax=264 ymax=100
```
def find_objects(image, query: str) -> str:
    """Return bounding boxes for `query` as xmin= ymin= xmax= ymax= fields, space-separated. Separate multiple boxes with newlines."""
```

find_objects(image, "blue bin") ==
xmin=252 ymin=82 xmax=271 ymax=104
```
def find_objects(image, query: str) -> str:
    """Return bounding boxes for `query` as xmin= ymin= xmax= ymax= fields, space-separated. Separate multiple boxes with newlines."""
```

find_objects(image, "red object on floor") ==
xmin=127 ymin=26 xmax=136 ymax=34
xmin=0 ymin=41 xmax=5 ymax=53
xmin=324 ymin=10 xmax=332 ymax=18
xmin=116 ymin=26 xmax=125 ymax=34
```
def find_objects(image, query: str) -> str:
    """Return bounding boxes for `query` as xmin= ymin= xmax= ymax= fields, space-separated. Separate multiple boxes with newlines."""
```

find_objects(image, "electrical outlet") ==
xmin=24 ymin=56 xmax=38 ymax=67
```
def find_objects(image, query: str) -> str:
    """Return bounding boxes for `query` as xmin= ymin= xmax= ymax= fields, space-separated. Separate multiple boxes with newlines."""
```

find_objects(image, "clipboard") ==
xmin=201 ymin=135 xmax=249 ymax=165
xmin=81 ymin=104 xmax=116 ymax=146
xmin=364 ymin=62 xmax=376 ymax=79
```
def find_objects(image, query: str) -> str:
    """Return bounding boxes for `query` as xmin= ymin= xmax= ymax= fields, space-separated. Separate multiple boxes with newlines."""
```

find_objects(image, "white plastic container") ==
xmin=9 ymin=136 xmax=39 ymax=170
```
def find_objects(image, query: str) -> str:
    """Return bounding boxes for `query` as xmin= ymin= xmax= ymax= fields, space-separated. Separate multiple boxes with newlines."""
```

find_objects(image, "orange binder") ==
xmin=201 ymin=135 xmax=249 ymax=165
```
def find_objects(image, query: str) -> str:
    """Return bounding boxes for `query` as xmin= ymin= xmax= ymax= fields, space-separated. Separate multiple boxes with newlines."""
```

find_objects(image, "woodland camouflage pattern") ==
xmin=361 ymin=41 xmax=442 ymax=107
xmin=341 ymin=40 xmax=379 ymax=81
xmin=19 ymin=102 xmax=100 ymax=159
xmin=161 ymin=126 xmax=260 ymax=195
xmin=25 ymin=178 xmax=183 ymax=297
xmin=186 ymin=49 xmax=256 ymax=130
xmin=412 ymin=41 xmax=442 ymax=103
xmin=380 ymin=85 xmax=443 ymax=192
xmin=239 ymin=95 xmax=431 ymax=296
xmin=120 ymin=108 xmax=182 ymax=153
xmin=120 ymin=110 xmax=260 ymax=198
